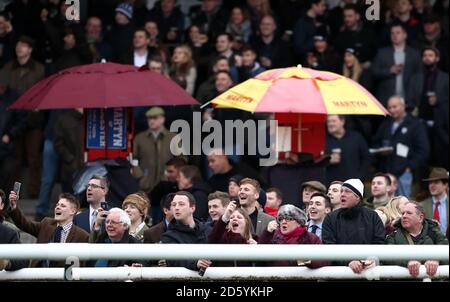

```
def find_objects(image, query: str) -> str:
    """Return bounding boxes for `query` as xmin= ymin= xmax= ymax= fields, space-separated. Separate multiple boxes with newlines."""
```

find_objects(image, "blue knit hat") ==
xmin=116 ymin=3 xmax=133 ymax=19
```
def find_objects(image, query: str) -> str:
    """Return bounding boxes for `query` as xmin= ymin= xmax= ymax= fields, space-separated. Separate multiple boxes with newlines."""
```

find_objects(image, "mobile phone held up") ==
xmin=13 ymin=182 xmax=21 ymax=196
xmin=100 ymin=201 xmax=109 ymax=211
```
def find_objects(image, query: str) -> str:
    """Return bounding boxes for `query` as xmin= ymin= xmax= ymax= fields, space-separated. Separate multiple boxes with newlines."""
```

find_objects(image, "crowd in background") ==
xmin=0 ymin=0 xmax=448 ymax=278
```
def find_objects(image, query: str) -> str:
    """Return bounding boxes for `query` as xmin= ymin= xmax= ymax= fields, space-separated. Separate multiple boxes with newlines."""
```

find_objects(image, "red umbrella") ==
xmin=10 ymin=62 xmax=198 ymax=109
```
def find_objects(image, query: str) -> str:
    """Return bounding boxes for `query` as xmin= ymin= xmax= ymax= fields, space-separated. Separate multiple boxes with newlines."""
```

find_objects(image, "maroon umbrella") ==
xmin=10 ymin=62 xmax=198 ymax=109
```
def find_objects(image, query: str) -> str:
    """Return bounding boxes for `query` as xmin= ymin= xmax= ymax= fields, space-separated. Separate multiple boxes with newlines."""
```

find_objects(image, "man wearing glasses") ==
xmin=92 ymin=208 xmax=141 ymax=267
xmin=74 ymin=175 xmax=109 ymax=233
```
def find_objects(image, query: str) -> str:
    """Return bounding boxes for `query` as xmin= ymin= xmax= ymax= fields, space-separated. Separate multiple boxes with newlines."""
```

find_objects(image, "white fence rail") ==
xmin=0 ymin=266 xmax=448 ymax=281
xmin=0 ymin=244 xmax=448 ymax=261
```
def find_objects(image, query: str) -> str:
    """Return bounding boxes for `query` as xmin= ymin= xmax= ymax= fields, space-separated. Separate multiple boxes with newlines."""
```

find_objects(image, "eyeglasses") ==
xmin=277 ymin=215 xmax=295 ymax=223
xmin=105 ymin=220 xmax=122 ymax=226
xmin=87 ymin=183 xmax=105 ymax=189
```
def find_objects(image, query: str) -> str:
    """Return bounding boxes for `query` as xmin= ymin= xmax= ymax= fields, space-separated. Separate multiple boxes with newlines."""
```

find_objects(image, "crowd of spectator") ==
xmin=0 ymin=0 xmax=449 ymax=279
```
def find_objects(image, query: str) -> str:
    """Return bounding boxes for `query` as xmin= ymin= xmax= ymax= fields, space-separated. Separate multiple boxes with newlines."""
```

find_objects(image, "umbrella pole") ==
xmin=104 ymin=108 xmax=108 ymax=159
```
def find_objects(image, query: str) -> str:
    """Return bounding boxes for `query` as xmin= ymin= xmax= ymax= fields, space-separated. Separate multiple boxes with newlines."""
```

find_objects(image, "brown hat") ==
xmin=122 ymin=193 xmax=150 ymax=218
xmin=301 ymin=181 xmax=327 ymax=194
xmin=423 ymin=167 xmax=449 ymax=182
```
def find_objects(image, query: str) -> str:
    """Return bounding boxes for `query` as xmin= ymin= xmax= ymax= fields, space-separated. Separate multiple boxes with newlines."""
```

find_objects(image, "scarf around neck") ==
xmin=274 ymin=226 xmax=307 ymax=244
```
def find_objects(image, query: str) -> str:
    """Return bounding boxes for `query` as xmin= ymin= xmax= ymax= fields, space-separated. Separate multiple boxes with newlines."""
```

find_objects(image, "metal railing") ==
xmin=0 ymin=244 xmax=448 ymax=281
xmin=0 ymin=244 xmax=448 ymax=261
xmin=0 ymin=266 xmax=448 ymax=281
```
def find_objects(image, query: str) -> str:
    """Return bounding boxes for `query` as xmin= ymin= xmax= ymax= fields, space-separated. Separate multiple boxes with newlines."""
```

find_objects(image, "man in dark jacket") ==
xmin=373 ymin=95 xmax=430 ymax=197
xmin=325 ymin=115 xmax=370 ymax=184
xmin=106 ymin=3 xmax=135 ymax=62
xmin=407 ymin=47 xmax=449 ymax=168
xmin=250 ymin=15 xmax=292 ymax=69
xmin=334 ymin=4 xmax=378 ymax=66
xmin=160 ymin=191 xmax=211 ymax=272
xmin=407 ymin=47 xmax=448 ymax=119
xmin=0 ymin=35 xmax=45 ymax=198
xmin=144 ymin=193 xmax=174 ymax=244
xmin=147 ymin=0 xmax=185 ymax=44
xmin=53 ymin=108 xmax=84 ymax=193
xmin=0 ymin=84 xmax=27 ymax=192
xmin=386 ymin=201 xmax=448 ymax=278
xmin=190 ymin=0 xmax=228 ymax=43
xmin=150 ymin=157 xmax=186 ymax=225
xmin=322 ymin=178 xmax=385 ymax=274
xmin=292 ymin=0 xmax=327 ymax=63
xmin=372 ymin=24 xmax=422 ymax=107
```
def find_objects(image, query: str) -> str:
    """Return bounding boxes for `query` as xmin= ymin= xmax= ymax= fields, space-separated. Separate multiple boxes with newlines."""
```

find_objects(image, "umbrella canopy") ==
xmin=10 ymin=62 xmax=198 ymax=109
xmin=204 ymin=66 xmax=388 ymax=115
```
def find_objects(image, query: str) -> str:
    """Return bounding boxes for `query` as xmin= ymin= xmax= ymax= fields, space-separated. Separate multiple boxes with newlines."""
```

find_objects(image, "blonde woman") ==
xmin=376 ymin=196 xmax=409 ymax=235
xmin=169 ymin=44 xmax=197 ymax=95
xmin=386 ymin=195 xmax=409 ymax=219
xmin=342 ymin=48 xmax=372 ymax=90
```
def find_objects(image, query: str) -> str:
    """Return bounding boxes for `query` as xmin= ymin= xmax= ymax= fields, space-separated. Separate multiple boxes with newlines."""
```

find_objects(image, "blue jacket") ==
xmin=73 ymin=209 xmax=90 ymax=234
xmin=373 ymin=114 xmax=429 ymax=176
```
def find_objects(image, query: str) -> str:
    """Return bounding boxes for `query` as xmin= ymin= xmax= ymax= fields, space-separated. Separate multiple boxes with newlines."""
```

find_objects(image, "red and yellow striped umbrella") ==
xmin=205 ymin=66 xmax=388 ymax=115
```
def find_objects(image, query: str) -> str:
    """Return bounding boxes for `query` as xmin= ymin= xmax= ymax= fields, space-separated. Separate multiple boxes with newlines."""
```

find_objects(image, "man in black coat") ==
xmin=322 ymin=179 xmax=385 ymax=274
xmin=372 ymin=23 xmax=422 ymax=106
xmin=407 ymin=47 xmax=449 ymax=118
xmin=189 ymin=0 xmax=228 ymax=43
xmin=53 ymin=109 xmax=84 ymax=193
xmin=250 ymin=15 xmax=292 ymax=69
xmin=325 ymin=115 xmax=370 ymax=184
xmin=373 ymin=96 xmax=430 ymax=197
xmin=160 ymin=191 xmax=211 ymax=272
xmin=407 ymin=47 xmax=449 ymax=168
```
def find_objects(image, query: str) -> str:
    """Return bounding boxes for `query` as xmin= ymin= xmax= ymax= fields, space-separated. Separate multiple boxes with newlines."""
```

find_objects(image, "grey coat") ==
xmin=372 ymin=46 xmax=422 ymax=106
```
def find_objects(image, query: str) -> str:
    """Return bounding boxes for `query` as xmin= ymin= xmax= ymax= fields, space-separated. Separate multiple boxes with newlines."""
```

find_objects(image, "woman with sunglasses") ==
xmin=259 ymin=204 xmax=329 ymax=268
